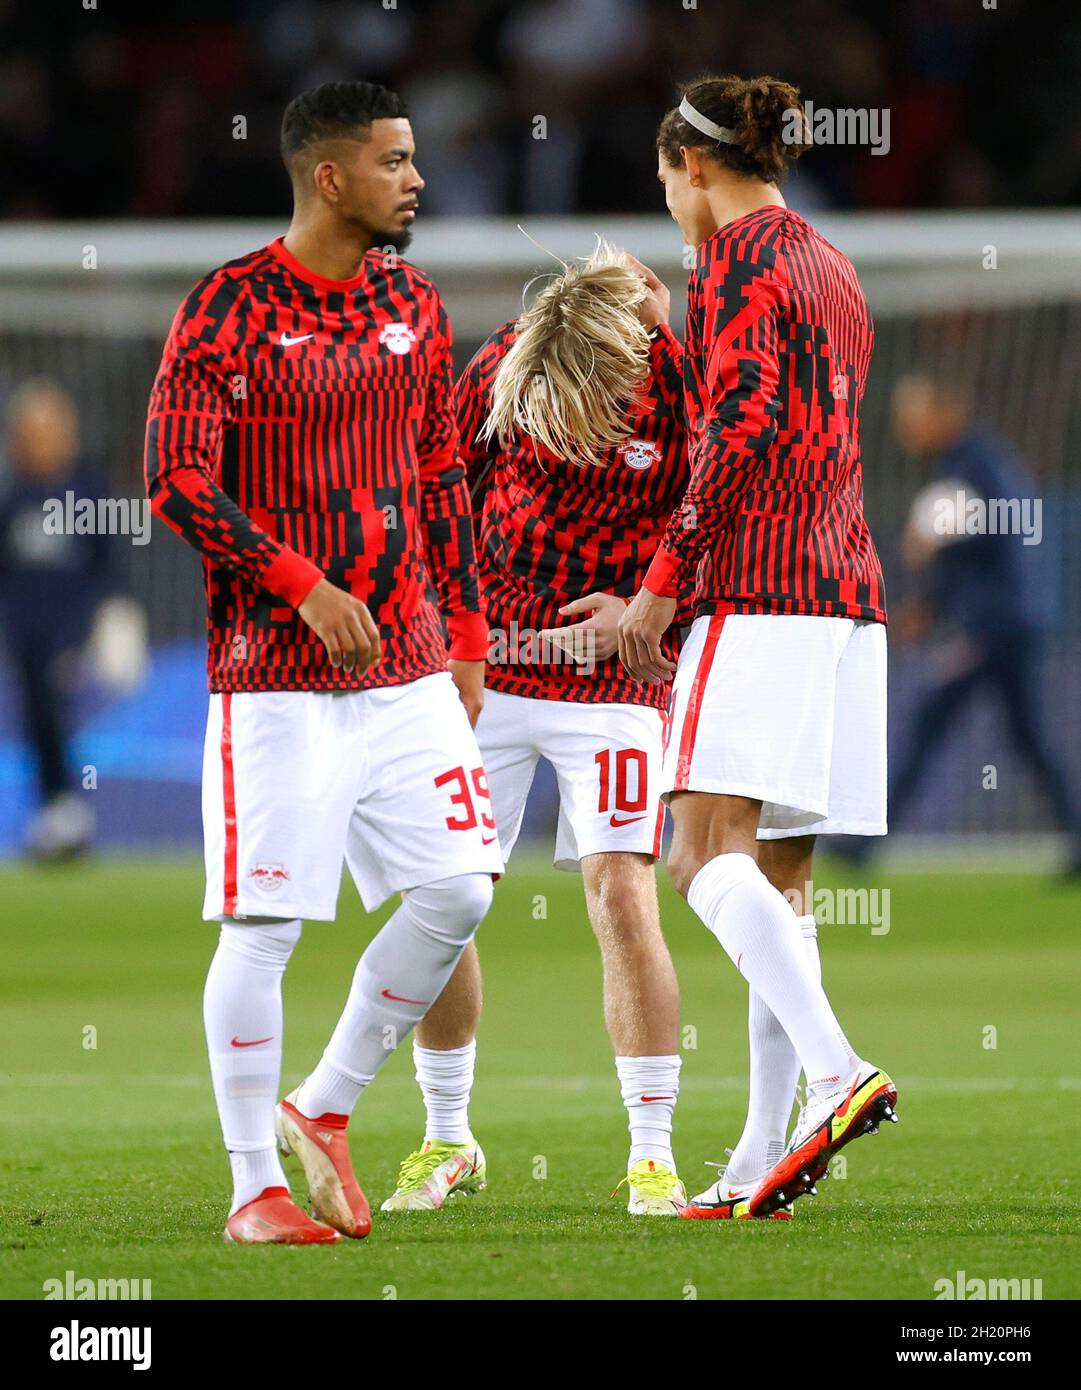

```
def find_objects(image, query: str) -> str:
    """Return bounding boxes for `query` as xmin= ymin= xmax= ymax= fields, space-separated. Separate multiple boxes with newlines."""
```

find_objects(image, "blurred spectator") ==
xmin=403 ymin=2 xmax=510 ymax=215
xmin=884 ymin=374 xmax=1081 ymax=872
xmin=0 ymin=381 xmax=146 ymax=859
xmin=498 ymin=0 xmax=651 ymax=213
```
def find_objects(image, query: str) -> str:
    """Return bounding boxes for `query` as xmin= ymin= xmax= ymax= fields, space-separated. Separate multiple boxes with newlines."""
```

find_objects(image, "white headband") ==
xmin=678 ymin=96 xmax=738 ymax=146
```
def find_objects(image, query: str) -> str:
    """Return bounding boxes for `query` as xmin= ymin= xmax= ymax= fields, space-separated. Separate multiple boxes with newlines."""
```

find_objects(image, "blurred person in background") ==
xmin=0 ymin=380 xmax=146 ymax=860
xmin=883 ymin=372 xmax=1081 ymax=873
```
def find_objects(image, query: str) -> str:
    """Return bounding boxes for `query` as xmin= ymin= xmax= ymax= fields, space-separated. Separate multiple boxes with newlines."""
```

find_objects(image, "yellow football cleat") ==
xmin=380 ymin=1138 xmax=486 ymax=1212
xmin=613 ymin=1159 xmax=688 ymax=1216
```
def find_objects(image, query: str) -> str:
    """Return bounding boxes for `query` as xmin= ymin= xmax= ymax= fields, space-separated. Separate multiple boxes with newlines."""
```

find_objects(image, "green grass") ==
xmin=2 ymin=856 xmax=1079 ymax=1300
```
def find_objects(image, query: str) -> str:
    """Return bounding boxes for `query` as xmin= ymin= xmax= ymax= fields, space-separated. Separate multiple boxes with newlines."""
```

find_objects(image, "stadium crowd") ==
xmin=1 ymin=0 xmax=1077 ymax=221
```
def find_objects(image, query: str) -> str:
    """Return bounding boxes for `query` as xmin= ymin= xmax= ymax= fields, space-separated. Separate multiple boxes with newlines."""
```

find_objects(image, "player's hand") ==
xmin=539 ymin=591 xmax=625 ymax=664
xmin=298 ymin=579 xmax=382 ymax=673
xmin=449 ymin=658 xmax=485 ymax=728
xmin=618 ymin=586 xmax=678 ymax=684
xmin=625 ymin=253 xmax=670 ymax=330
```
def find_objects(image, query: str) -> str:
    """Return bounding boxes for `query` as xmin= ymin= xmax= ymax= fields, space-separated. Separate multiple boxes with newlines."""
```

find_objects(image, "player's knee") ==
xmin=218 ymin=917 xmax=302 ymax=967
xmin=587 ymin=872 xmax=660 ymax=947
xmin=438 ymin=872 xmax=495 ymax=932
xmin=462 ymin=874 xmax=496 ymax=934
xmin=404 ymin=873 xmax=494 ymax=947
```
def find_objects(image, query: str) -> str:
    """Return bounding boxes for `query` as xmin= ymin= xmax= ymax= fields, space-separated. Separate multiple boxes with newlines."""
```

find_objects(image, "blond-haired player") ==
xmin=381 ymin=244 xmax=693 ymax=1215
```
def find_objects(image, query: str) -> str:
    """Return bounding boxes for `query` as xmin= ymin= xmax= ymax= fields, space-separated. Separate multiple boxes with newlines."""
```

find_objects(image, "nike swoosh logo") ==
xmin=279 ymin=331 xmax=314 ymax=347
xmin=609 ymin=813 xmax=647 ymax=827
xmin=833 ymin=1073 xmax=864 ymax=1119
xmin=481 ymin=835 xmax=497 ymax=845
xmin=446 ymin=1157 xmax=471 ymax=1187
xmin=640 ymin=1095 xmax=674 ymax=1102
xmin=381 ymin=988 xmax=431 ymax=1005
xmin=230 ymin=1035 xmax=274 ymax=1048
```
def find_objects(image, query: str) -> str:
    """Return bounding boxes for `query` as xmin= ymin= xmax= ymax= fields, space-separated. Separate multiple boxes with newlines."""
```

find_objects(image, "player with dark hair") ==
xmin=145 ymin=81 xmax=501 ymax=1244
xmin=619 ymin=74 xmax=898 ymax=1219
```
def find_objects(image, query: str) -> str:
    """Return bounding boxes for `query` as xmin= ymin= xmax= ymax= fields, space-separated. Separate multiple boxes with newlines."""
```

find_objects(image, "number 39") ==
xmin=434 ymin=765 xmax=495 ymax=831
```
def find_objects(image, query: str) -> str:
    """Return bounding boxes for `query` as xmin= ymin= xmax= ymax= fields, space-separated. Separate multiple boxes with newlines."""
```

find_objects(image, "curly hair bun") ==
xmin=658 ymin=73 xmax=811 ymax=184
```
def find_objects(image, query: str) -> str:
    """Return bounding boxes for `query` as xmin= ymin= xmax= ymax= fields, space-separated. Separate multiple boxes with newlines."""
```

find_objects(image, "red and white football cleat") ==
xmin=224 ymin=1186 xmax=342 ymax=1244
xmin=275 ymin=1091 xmax=372 ymax=1239
xmin=681 ymin=1168 xmax=794 ymax=1220
xmin=746 ymin=1062 xmax=899 ymax=1218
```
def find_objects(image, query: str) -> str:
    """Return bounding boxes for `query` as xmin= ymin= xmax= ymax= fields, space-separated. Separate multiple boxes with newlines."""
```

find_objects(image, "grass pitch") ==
xmin=2 ymin=855 xmax=1079 ymax=1300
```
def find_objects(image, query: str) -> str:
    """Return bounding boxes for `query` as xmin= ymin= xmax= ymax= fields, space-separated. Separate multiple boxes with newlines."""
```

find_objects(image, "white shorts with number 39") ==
xmin=475 ymin=689 xmax=668 ymax=871
xmin=663 ymin=612 xmax=887 ymax=838
xmin=202 ymin=671 xmax=505 ymax=921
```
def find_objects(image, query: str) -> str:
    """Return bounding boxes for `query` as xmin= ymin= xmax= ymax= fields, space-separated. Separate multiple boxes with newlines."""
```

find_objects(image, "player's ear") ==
xmin=681 ymin=147 xmax=703 ymax=187
xmin=312 ymin=159 xmax=341 ymax=204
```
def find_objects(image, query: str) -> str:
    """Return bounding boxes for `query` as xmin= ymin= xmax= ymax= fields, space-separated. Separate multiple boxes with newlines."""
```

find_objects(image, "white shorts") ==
xmin=664 ymin=612 xmax=887 ymax=838
xmin=202 ymin=672 xmax=505 ymax=921
xmin=476 ymin=689 xmax=667 ymax=871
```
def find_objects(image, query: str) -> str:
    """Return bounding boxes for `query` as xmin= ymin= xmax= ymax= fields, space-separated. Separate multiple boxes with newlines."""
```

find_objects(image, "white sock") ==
xmin=799 ymin=915 xmax=856 ymax=1065
xmin=726 ymin=914 xmax=822 ymax=1183
xmin=228 ymin=1147 xmax=286 ymax=1211
xmin=615 ymin=1055 xmax=681 ymax=1168
xmin=687 ymin=854 xmax=852 ymax=1089
xmin=203 ymin=919 xmax=301 ymax=1213
xmin=414 ymin=1040 xmax=476 ymax=1144
xmin=295 ymin=874 xmax=493 ymax=1121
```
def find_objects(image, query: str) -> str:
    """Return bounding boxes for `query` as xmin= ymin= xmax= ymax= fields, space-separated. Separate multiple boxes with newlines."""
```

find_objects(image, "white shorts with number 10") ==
xmin=476 ymin=689 xmax=668 ymax=871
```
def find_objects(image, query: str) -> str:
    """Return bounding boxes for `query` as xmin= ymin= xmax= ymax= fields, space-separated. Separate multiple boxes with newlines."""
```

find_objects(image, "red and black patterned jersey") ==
xmin=457 ymin=320 xmax=691 ymax=708
xmin=644 ymin=206 xmax=887 ymax=625
xmin=145 ymin=236 xmax=486 ymax=693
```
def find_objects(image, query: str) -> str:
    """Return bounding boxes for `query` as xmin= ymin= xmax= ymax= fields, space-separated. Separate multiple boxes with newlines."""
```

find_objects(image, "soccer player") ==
xmin=380 ymin=243 xmax=692 ymax=1216
xmin=144 ymin=82 xmax=502 ymax=1244
xmin=619 ymin=74 xmax=899 ymax=1219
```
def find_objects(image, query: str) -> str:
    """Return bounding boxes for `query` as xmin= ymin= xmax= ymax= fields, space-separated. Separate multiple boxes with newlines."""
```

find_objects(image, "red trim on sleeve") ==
xmin=446 ymin=611 xmax=491 ymax=661
xmin=642 ymin=543 xmax=683 ymax=600
xmin=261 ymin=548 xmax=324 ymax=608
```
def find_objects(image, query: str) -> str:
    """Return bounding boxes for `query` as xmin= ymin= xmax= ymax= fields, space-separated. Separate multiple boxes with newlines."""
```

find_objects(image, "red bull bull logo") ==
xmin=249 ymin=862 xmax=290 ymax=893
